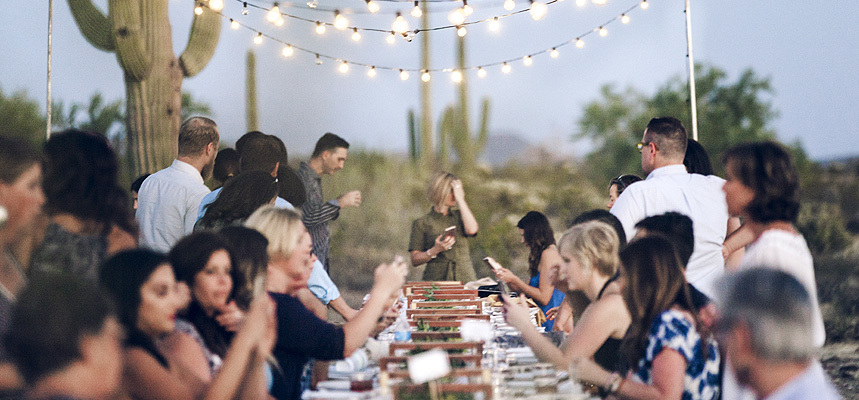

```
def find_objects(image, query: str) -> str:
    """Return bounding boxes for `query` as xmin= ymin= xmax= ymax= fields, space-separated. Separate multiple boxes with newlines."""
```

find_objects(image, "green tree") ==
xmin=0 ymin=86 xmax=45 ymax=144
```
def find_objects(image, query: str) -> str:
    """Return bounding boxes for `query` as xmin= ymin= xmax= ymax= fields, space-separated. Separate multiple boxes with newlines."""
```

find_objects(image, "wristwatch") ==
xmin=426 ymin=249 xmax=437 ymax=259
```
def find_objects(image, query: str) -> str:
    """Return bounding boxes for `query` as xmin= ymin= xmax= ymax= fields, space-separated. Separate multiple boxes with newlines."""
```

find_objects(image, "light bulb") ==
xmin=194 ymin=4 xmax=203 ymax=15
xmin=411 ymin=2 xmax=423 ymax=18
xmin=640 ymin=0 xmax=649 ymax=9
xmin=523 ymin=55 xmax=533 ymax=66
xmin=504 ymin=0 xmax=515 ymax=11
xmin=575 ymin=38 xmax=584 ymax=48
xmin=448 ymin=8 xmax=466 ymax=25
xmin=462 ymin=3 xmax=473 ymax=16
xmin=366 ymin=0 xmax=380 ymax=13
xmin=334 ymin=11 xmax=349 ymax=30
xmin=592 ymin=0 xmax=607 ymax=5
xmin=392 ymin=12 xmax=410 ymax=34
xmin=253 ymin=33 xmax=263 ymax=45
xmin=386 ymin=32 xmax=396 ymax=44
xmin=339 ymin=62 xmax=350 ymax=74
xmin=242 ymin=2 xmax=249 ymax=15
xmin=529 ymin=0 xmax=547 ymax=21
xmin=209 ymin=0 xmax=224 ymax=11
xmin=281 ymin=45 xmax=294 ymax=57
xmin=351 ymin=28 xmax=361 ymax=41
xmin=488 ymin=17 xmax=500 ymax=32
xmin=621 ymin=14 xmax=630 ymax=24
xmin=400 ymin=70 xmax=410 ymax=81
xmin=267 ymin=3 xmax=281 ymax=23
xmin=477 ymin=67 xmax=487 ymax=78
xmin=451 ymin=70 xmax=463 ymax=83
xmin=230 ymin=19 xmax=239 ymax=30
xmin=421 ymin=71 xmax=431 ymax=82
xmin=550 ymin=48 xmax=559 ymax=58
xmin=274 ymin=17 xmax=284 ymax=26
xmin=367 ymin=67 xmax=377 ymax=77
xmin=599 ymin=26 xmax=607 ymax=36
xmin=316 ymin=22 xmax=326 ymax=35
xmin=501 ymin=63 xmax=511 ymax=74
xmin=457 ymin=26 xmax=467 ymax=37
xmin=575 ymin=0 xmax=586 ymax=5
xmin=315 ymin=55 xmax=323 ymax=65
xmin=307 ymin=0 xmax=318 ymax=8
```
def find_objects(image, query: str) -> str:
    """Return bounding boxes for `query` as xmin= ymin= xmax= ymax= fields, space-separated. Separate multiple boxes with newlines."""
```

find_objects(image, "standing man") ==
xmin=298 ymin=133 xmax=361 ymax=271
xmin=610 ymin=117 xmax=729 ymax=297
xmin=137 ymin=116 xmax=218 ymax=252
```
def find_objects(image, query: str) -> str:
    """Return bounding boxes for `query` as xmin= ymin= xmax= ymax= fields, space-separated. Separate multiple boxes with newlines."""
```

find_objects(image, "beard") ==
xmin=201 ymin=156 xmax=215 ymax=181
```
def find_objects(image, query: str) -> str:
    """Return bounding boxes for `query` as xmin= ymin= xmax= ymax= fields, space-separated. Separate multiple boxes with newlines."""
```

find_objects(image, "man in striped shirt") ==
xmin=297 ymin=133 xmax=362 ymax=271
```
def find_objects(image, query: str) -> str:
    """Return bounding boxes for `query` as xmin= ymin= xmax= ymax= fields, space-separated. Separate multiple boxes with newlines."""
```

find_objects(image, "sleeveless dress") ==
xmin=528 ymin=273 xmax=565 ymax=330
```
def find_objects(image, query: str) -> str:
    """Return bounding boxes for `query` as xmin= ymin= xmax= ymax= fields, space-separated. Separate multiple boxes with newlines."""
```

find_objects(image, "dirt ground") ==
xmin=821 ymin=341 xmax=859 ymax=397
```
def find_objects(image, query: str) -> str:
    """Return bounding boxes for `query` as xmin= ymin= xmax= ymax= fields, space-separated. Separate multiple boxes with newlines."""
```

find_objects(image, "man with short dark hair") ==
xmin=137 ymin=116 xmax=218 ymax=252
xmin=611 ymin=117 xmax=729 ymax=298
xmin=298 ymin=133 xmax=361 ymax=270
xmin=715 ymin=269 xmax=841 ymax=400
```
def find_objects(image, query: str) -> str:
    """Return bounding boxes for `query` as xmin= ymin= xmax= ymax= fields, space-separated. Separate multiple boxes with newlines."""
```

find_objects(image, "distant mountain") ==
xmin=480 ymin=132 xmax=572 ymax=167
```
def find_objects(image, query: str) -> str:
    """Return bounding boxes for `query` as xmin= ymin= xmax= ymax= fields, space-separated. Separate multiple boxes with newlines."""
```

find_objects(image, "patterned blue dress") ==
xmin=633 ymin=309 xmax=720 ymax=400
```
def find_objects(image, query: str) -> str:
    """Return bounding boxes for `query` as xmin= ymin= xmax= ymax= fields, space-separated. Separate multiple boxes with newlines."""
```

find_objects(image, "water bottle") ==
xmin=393 ymin=307 xmax=411 ymax=342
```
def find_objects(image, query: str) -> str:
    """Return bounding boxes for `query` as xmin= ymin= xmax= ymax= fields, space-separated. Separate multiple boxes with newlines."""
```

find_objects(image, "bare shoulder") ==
xmin=107 ymin=224 xmax=137 ymax=255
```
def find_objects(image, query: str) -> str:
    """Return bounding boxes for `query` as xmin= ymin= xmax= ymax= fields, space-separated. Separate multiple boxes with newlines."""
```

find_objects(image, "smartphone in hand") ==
xmin=443 ymin=225 xmax=456 ymax=239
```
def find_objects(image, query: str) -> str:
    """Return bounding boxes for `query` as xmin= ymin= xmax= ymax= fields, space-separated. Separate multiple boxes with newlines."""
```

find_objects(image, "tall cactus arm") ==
xmin=67 ymin=0 xmax=115 ymax=51
xmin=477 ymin=98 xmax=491 ymax=153
xmin=180 ymin=3 xmax=222 ymax=78
xmin=108 ymin=0 xmax=154 ymax=81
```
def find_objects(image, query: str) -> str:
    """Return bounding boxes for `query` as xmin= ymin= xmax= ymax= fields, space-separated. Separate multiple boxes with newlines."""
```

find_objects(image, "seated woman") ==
xmin=572 ymin=236 xmax=720 ymax=400
xmin=245 ymin=205 xmax=407 ymax=400
xmin=196 ymin=171 xmax=279 ymax=231
xmin=504 ymin=221 xmax=630 ymax=372
xmin=99 ymin=249 xmax=273 ymax=400
xmin=492 ymin=211 xmax=565 ymax=331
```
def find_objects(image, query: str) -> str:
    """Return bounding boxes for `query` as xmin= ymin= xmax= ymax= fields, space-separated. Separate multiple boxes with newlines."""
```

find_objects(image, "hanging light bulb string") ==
xmin=212 ymin=0 xmax=652 ymax=75
xmin=236 ymin=0 xmax=541 ymax=16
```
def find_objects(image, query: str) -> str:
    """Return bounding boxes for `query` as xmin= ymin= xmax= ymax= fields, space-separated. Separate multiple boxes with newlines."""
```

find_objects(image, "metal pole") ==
xmin=684 ymin=0 xmax=698 ymax=141
xmin=46 ymin=0 xmax=53 ymax=139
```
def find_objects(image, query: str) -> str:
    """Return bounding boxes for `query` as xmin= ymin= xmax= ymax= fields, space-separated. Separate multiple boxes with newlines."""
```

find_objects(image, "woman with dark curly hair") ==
xmin=607 ymin=174 xmax=641 ymax=209
xmin=721 ymin=141 xmax=825 ymax=400
xmin=28 ymin=130 xmax=136 ymax=282
xmin=195 ymin=171 xmax=279 ymax=231
xmin=492 ymin=211 xmax=565 ymax=330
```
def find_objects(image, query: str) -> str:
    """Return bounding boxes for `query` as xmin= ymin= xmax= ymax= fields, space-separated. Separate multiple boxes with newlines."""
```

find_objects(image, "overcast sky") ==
xmin=1 ymin=0 xmax=857 ymax=161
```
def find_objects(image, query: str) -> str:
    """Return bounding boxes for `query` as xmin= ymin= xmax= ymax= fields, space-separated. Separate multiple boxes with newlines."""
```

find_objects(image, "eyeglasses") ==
xmin=636 ymin=141 xmax=652 ymax=153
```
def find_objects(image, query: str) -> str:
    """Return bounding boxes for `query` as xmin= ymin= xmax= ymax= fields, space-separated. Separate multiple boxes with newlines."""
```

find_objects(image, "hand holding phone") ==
xmin=443 ymin=226 xmax=456 ymax=239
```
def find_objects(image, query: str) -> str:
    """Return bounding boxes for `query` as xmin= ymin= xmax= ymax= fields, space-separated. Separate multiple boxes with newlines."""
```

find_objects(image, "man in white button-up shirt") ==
xmin=136 ymin=116 xmax=219 ymax=252
xmin=610 ymin=117 xmax=729 ymax=297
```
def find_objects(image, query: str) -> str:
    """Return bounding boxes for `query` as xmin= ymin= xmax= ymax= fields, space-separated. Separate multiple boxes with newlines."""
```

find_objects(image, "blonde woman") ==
xmin=245 ymin=206 xmax=407 ymax=399
xmin=408 ymin=172 xmax=479 ymax=281
xmin=504 ymin=221 xmax=630 ymax=372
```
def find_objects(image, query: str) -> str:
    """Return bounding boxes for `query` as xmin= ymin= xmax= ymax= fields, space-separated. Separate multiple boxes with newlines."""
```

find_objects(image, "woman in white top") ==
xmin=721 ymin=141 xmax=826 ymax=400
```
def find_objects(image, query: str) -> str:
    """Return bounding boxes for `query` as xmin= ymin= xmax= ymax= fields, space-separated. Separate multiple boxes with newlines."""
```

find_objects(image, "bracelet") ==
xmin=426 ymin=249 xmax=437 ymax=259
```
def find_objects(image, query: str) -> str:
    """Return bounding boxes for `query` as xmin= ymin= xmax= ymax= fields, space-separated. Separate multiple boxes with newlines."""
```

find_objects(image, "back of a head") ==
xmin=620 ymin=236 xmax=687 ymax=318
xmin=178 ymin=116 xmax=219 ymax=157
xmin=558 ymin=221 xmax=620 ymax=278
xmin=570 ymin=209 xmax=627 ymax=246
xmin=311 ymin=132 xmax=349 ymax=159
xmin=635 ymin=212 xmax=694 ymax=267
xmin=609 ymin=174 xmax=642 ymax=196
xmin=235 ymin=131 xmax=265 ymax=155
xmin=238 ymin=134 xmax=283 ymax=173
xmin=130 ymin=174 xmax=151 ymax=193
xmin=245 ymin=205 xmax=304 ymax=260
xmin=645 ymin=117 xmax=688 ymax=162
xmin=277 ymin=164 xmax=307 ymax=208
xmin=200 ymin=171 xmax=278 ymax=227
xmin=723 ymin=141 xmax=799 ymax=223
xmin=213 ymin=148 xmax=240 ymax=185
xmin=99 ymin=249 xmax=168 ymax=332
xmin=717 ymin=268 xmax=815 ymax=362
xmin=0 ymin=135 xmax=41 ymax=184
xmin=683 ymin=138 xmax=714 ymax=175
xmin=219 ymin=226 xmax=270 ymax=310
xmin=6 ymin=274 xmax=115 ymax=385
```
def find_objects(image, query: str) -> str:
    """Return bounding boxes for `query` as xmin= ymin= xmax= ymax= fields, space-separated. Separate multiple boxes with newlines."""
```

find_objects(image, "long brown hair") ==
xmin=517 ymin=211 xmax=555 ymax=277
xmin=618 ymin=235 xmax=698 ymax=368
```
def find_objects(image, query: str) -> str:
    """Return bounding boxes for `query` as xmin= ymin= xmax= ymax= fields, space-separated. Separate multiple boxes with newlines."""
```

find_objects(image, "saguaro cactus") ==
xmin=407 ymin=109 xmax=419 ymax=163
xmin=67 ymin=0 xmax=221 ymax=175
xmin=246 ymin=50 xmax=259 ymax=132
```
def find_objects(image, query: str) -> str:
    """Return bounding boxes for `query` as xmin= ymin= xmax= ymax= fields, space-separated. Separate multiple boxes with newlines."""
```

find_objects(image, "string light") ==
xmin=386 ymin=32 xmax=396 ymax=44
xmin=523 ymin=55 xmax=533 ymax=66
xmin=194 ymin=3 xmax=204 ymax=15
xmin=334 ymin=10 xmax=349 ymax=30
xmin=421 ymin=70 xmax=431 ymax=82
xmin=315 ymin=54 xmax=323 ymax=65
xmin=477 ymin=67 xmax=487 ymax=78
xmin=230 ymin=19 xmax=240 ymax=29
xmin=504 ymin=0 xmax=515 ymax=11
xmin=266 ymin=2 xmax=281 ymax=22
xmin=451 ymin=70 xmax=463 ymax=83
xmin=599 ymin=26 xmax=608 ymax=36
xmin=640 ymin=0 xmax=649 ymax=9
xmin=592 ymin=0 xmax=607 ymax=5
xmin=274 ymin=17 xmax=284 ymax=26
xmin=367 ymin=67 xmax=377 ymax=77
xmin=576 ymin=38 xmax=584 ymax=48
xmin=488 ymin=17 xmax=500 ymax=32
xmin=457 ymin=26 xmax=467 ymax=37
xmin=306 ymin=0 xmax=318 ymax=8
xmin=392 ymin=12 xmax=410 ymax=34
xmin=242 ymin=2 xmax=249 ymax=15
xmin=253 ymin=32 xmax=263 ymax=44
xmin=529 ymin=0 xmax=548 ymax=21
xmin=315 ymin=22 xmax=326 ymax=35
xmin=575 ymin=0 xmax=586 ymax=5
xmin=502 ymin=62 xmax=512 ymax=74
xmin=621 ymin=14 xmax=630 ymax=24
xmin=281 ymin=45 xmax=294 ymax=57
xmin=351 ymin=28 xmax=362 ymax=41
xmin=448 ymin=7 xmax=466 ymax=25
xmin=462 ymin=0 xmax=473 ymax=16
xmin=400 ymin=70 xmax=410 ymax=81
xmin=550 ymin=48 xmax=559 ymax=58
xmin=366 ymin=0 xmax=380 ymax=13
xmin=411 ymin=1 xmax=422 ymax=18
xmin=338 ymin=61 xmax=350 ymax=73
xmin=209 ymin=0 xmax=224 ymax=11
